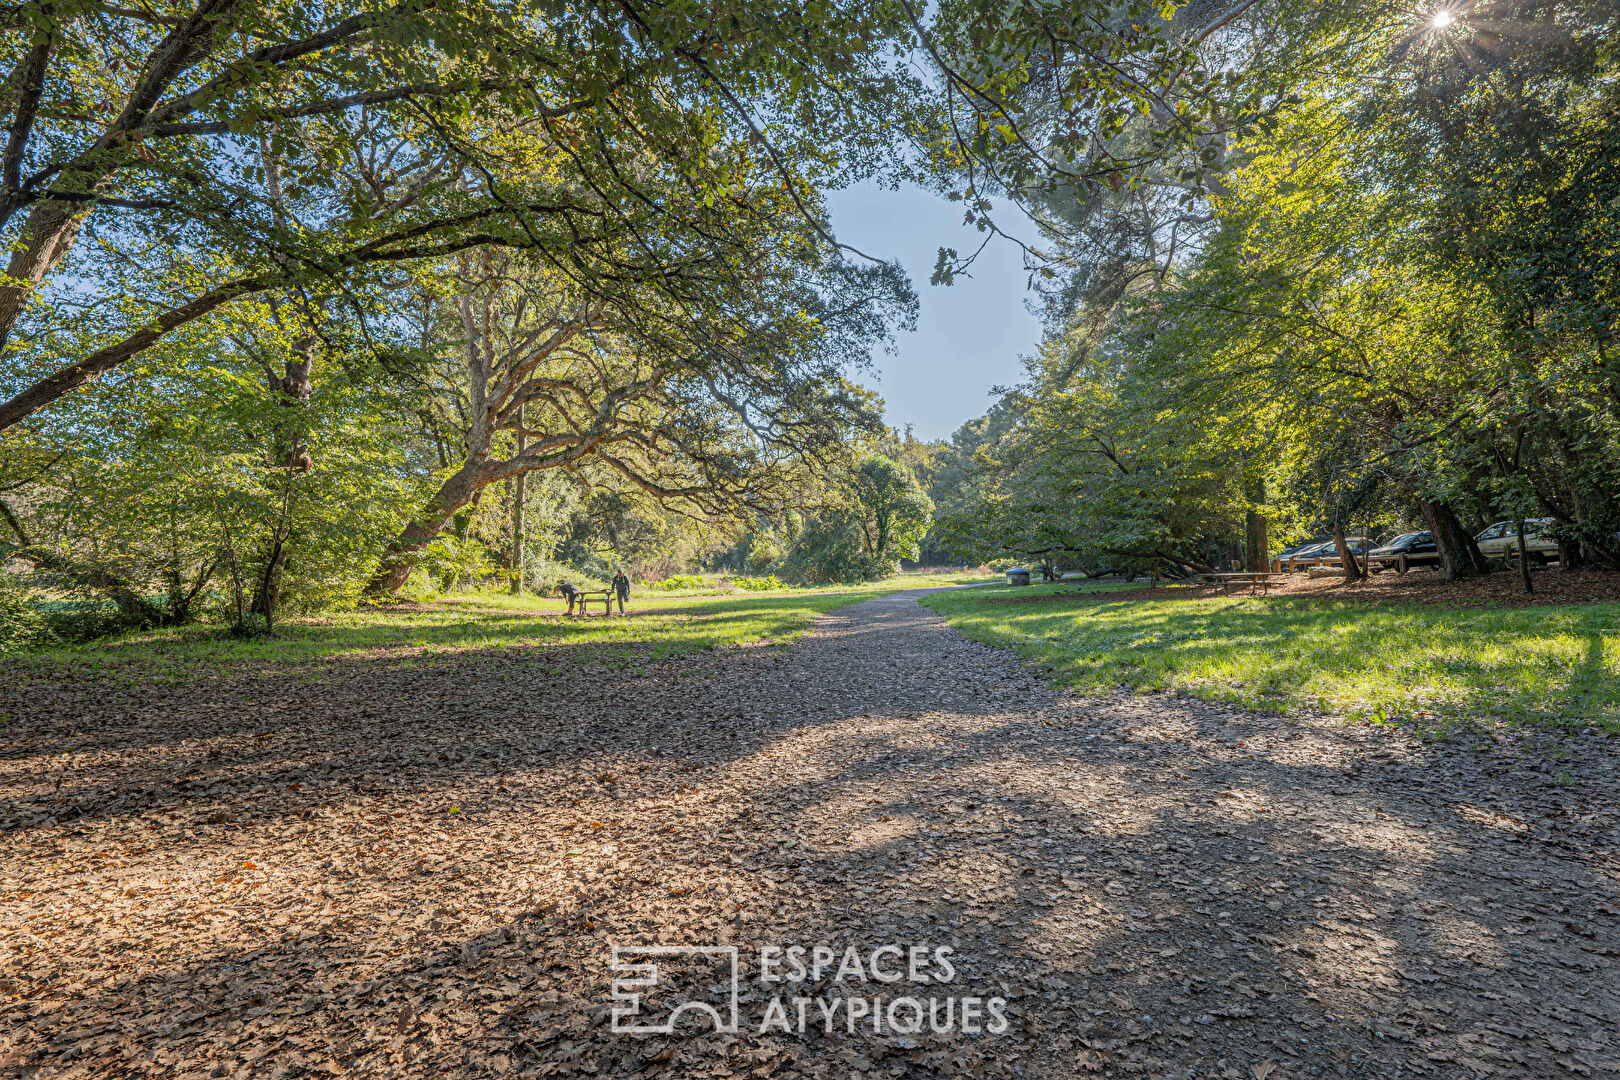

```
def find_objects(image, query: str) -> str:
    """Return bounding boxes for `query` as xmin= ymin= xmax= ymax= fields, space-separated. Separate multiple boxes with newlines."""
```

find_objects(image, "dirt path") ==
xmin=3 ymin=591 xmax=1618 ymax=1078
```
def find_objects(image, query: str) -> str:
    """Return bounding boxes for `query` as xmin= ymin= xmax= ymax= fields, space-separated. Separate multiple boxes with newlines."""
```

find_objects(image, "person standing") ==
xmin=557 ymin=580 xmax=578 ymax=615
xmin=611 ymin=570 xmax=630 ymax=615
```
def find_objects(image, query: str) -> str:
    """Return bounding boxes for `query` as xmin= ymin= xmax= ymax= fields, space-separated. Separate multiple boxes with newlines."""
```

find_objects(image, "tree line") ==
xmin=925 ymin=0 xmax=1620 ymax=585
xmin=4 ymin=0 xmax=1616 ymax=644
xmin=0 ymin=0 xmax=934 ymax=639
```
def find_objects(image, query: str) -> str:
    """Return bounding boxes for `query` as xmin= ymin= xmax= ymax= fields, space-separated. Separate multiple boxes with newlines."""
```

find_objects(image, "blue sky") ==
xmin=825 ymin=182 xmax=1045 ymax=442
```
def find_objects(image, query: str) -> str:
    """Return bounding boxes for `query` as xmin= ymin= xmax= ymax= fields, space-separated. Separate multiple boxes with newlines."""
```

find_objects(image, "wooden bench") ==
xmin=573 ymin=590 xmax=614 ymax=616
xmin=1202 ymin=571 xmax=1285 ymax=596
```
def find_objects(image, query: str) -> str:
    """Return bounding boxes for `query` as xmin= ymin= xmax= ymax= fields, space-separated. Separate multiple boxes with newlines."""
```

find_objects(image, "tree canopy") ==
xmin=932 ymin=0 xmax=1620 ymax=583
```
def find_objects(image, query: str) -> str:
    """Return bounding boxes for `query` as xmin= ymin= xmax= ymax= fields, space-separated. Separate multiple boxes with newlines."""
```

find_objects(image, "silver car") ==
xmin=1474 ymin=519 xmax=1560 ymax=564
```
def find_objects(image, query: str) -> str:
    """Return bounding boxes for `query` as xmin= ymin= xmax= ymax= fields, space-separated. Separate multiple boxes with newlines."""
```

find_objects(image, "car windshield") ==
xmin=1384 ymin=532 xmax=1421 ymax=546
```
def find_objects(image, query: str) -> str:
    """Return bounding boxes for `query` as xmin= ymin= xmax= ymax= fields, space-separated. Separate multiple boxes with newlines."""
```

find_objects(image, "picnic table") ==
xmin=572 ymin=590 xmax=614 ymax=616
xmin=1201 ymin=571 xmax=1285 ymax=596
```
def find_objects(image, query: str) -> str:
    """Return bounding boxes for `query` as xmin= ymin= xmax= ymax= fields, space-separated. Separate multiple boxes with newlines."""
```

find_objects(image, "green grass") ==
xmin=630 ymin=567 xmax=1000 ymax=597
xmin=921 ymin=583 xmax=1620 ymax=733
xmin=10 ymin=586 xmax=905 ymax=685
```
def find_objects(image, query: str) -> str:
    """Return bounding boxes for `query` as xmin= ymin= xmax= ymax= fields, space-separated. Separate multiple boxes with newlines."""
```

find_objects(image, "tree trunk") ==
xmin=1153 ymin=549 xmax=1218 ymax=576
xmin=12 ymin=543 xmax=172 ymax=625
xmin=1245 ymin=510 xmax=1268 ymax=572
xmin=1516 ymin=518 xmax=1534 ymax=595
xmin=1332 ymin=529 xmax=1364 ymax=583
xmin=1102 ymin=547 xmax=1216 ymax=576
xmin=1416 ymin=497 xmax=1490 ymax=581
xmin=165 ymin=555 xmax=218 ymax=625
xmin=365 ymin=459 xmax=493 ymax=595
xmin=251 ymin=538 xmax=286 ymax=631
xmin=247 ymin=341 xmax=312 ymax=624
xmin=1557 ymin=539 xmax=1582 ymax=570
xmin=0 ymin=497 xmax=29 ymax=545
xmin=0 ymin=201 xmax=93 ymax=348
xmin=1569 ymin=485 xmax=1591 ymax=569
xmin=510 ymin=405 xmax=526 ymax=594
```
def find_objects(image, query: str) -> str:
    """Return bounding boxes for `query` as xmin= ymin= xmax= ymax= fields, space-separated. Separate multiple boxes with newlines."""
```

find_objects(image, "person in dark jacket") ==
xmin=556 ymin=580 xmax=578 ymax=615
xmin=611 ymin=570 xmax=630 ymax=615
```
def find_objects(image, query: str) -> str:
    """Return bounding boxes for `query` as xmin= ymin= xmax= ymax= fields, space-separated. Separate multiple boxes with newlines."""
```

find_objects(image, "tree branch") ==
xmin=0 ymin=274 xmax=268 ymax=430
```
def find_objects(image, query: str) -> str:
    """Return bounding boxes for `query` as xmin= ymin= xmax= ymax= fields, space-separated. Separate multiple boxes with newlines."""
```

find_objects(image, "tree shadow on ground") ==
xmin=3 ymin=593 xmax=1618 ymax=1078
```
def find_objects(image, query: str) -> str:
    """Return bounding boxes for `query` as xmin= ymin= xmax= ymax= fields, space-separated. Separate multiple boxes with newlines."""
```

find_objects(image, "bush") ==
xmin=40 ymin=599 xmax=136 ymax=645
xmin=776 ymin=512 xmax=895 ymax=584
xmin=0 ymin=574 xmax=54 ymax=653
xmin=732 ymin=574 xmax=787 ymax=591
xmin=658 ymin=574 xmax=706 ymax=590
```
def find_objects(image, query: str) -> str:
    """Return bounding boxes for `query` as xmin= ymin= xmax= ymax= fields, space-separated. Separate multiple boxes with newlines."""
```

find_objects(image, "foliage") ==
xmin=0 ymin=0 xmax=927 ymax=431
xmin=0 ymin=0 xmax=933 ymax=631
xmin=776 ymin=510 xmax=889 ymax=585
xmin=937 ymin=2 xmax=1620 ymax=583
xmin=413 ymin=534 xmax=501 ymax=595
xmin=357 ymin=176 xmax=910 ymax=593
xmin=850 ymin=453 xmax=934 ymax=563
xmin=6 ymin=313 xmax=425 ymax=632
xmin=0 ymin=572 xmax=52 ymax=654
xmin=731 ymin=575 xmax=787 ymax=592
xmin=656 ymin=575 xmax=707 ymax=592
xmin=920 ymin=0 xmax=1300 ymax=288
xmin=766 ymin=451 xmax=931 ymax=583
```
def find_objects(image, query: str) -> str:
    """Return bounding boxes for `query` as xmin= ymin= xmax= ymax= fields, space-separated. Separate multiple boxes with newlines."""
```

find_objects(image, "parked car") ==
xmin=1279 ymin=540 xmax=1336 ymax=571
xmin=1368 ymin=530 xmax=1440 ymax=573
xmin=1313 ymin=537 xmax=1379 ymax=568
xmin=1474 ymin=519 xmax=1561 ymax=565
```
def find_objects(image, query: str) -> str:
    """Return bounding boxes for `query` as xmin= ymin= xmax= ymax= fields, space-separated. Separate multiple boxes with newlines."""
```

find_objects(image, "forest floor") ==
xmin=3 ymin=590 xmax=1619 ymax=1079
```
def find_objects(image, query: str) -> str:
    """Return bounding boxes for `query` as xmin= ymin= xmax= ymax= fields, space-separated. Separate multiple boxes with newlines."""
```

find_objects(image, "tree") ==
xmin=851 ymin=453 xmax=933 ymax=565
xmin=0 ymin=0 xmax=923 ymax=431
xmin=363 ymin=227 xmax=909 ymax=593
xmin=4 ymin=306 xmax=422 ymax=635
xmin=946 ymin=0 xmax=1620 ymax=588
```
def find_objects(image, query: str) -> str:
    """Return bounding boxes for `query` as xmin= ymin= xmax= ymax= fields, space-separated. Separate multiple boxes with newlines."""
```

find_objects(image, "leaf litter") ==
xmin=1 ymin=591 xmax=1618 ymax=1078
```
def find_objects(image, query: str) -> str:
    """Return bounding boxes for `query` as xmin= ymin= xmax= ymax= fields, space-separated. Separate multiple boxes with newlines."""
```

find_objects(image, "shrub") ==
xmin=41 ymin=600 xmax=135 ymax=645
xmin=733 ymin=574 xmax=787 ymax=591
xmin=0 ymin=574 xmax=54 ymax=653
xmin=657 ymin=574 xmax=706 ymax=590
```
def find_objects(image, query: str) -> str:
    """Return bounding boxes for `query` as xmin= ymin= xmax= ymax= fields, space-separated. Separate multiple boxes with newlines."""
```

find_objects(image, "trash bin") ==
xmin=1006 ymin=568 xmax=1031 ymax=586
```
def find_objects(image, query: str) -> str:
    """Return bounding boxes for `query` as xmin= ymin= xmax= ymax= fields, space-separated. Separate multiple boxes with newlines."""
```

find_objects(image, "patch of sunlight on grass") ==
xmin=921 ymin=588 xmax=1620 ymax=733
xmin=14 ymin=589 xmax=905 ymax=685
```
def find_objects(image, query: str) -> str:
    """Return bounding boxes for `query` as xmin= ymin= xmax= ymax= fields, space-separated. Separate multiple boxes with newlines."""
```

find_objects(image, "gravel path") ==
xmin=3 ymin=590 xmax=1618 ymax=1079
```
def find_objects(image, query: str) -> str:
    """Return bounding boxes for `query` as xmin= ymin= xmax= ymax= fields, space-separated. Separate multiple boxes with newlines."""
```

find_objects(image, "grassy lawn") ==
xmin=7 ymin=586 xmax=906 ymax=685
xmin=921 ymin=583 xmax=1620 ymax=732
xmin=633 ymin=566 xmax=999 ymax=597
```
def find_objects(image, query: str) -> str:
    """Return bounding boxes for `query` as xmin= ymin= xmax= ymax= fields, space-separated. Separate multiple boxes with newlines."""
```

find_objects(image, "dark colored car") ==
xmin=1368 ymin=530 xmax=1440 ymax=573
